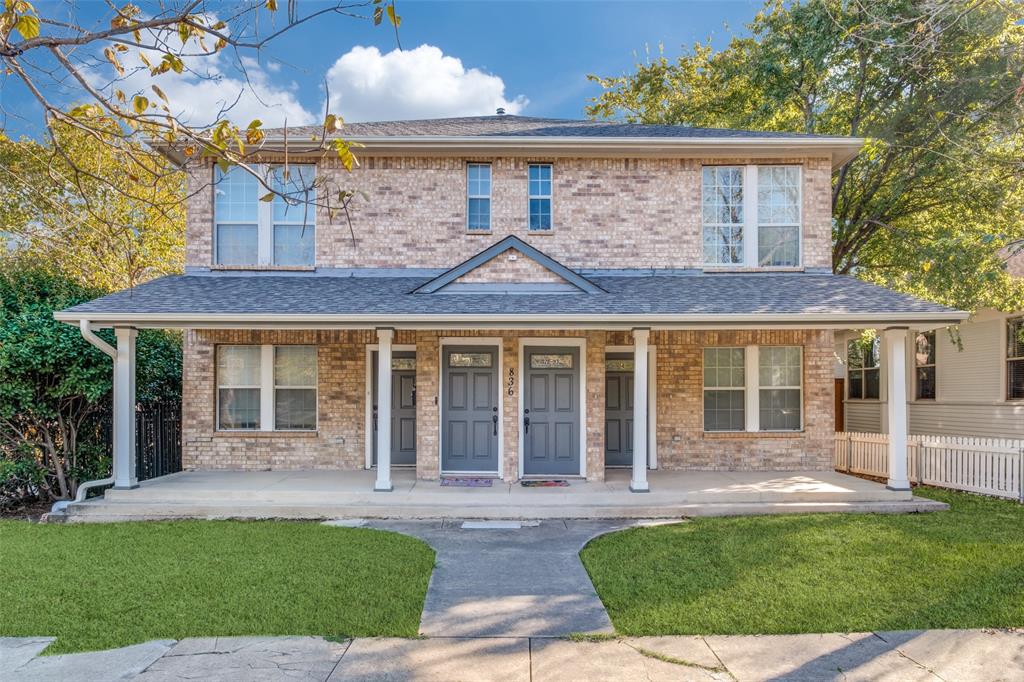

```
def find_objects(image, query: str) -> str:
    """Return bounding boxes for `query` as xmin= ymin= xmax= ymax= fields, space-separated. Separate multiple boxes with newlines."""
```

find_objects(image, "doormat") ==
xmin=521 ymin=480 xmax=569 ymax=487
xmin=440 ymin=477 xmax=493 ymax=487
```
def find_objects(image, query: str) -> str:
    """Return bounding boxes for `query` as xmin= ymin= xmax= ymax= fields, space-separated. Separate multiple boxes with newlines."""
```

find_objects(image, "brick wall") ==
xmin=184 ymin=155 xmax=833 ymax=271
xmin=184 ymin=327 xmax=834 ymax=475
xmin=453 ymin=248 xmax=566 ymax=284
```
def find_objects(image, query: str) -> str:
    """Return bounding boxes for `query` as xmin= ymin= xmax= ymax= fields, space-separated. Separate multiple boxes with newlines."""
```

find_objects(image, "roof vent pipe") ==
xmin=495 ymin=107 xmax=506 ymax=116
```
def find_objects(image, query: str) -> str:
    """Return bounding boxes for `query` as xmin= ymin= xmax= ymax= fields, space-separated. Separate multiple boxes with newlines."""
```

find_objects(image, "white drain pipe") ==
xmin=50 ymin=321 xmax=118 ymax=513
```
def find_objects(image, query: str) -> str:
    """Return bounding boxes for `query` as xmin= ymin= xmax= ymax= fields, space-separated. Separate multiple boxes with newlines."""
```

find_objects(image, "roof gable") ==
xmin=412 ymin=236 xmax=604 ymax=294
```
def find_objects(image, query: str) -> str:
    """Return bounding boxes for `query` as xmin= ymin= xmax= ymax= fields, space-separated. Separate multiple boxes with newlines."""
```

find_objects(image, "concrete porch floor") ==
xmin=55 ymin=469 xmax=946 ymax=521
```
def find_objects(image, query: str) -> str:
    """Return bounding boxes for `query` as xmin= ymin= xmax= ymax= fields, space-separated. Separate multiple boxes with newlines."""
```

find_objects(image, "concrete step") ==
xmin=54 ymin=497 xmax=947 ymax=522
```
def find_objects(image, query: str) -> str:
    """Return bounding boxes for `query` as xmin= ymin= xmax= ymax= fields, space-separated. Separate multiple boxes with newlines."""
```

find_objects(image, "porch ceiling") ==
xmin=55 ymin=271 xmax=966 ymax=330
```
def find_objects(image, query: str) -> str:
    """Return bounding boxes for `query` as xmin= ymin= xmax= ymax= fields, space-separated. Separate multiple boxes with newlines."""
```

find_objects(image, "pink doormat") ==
xmin=520 ymin=480 xmax=570 ymax=487
xmin=440 ymin=477 xmax=493 ymax=487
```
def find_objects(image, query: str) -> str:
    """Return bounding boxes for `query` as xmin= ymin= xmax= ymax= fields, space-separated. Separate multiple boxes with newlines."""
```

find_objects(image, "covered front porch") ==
xmin=60 ymin=468 xmax=943 ymax=521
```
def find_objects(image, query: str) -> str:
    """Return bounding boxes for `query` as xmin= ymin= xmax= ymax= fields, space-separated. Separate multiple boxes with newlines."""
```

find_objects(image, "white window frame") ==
xmin=528 ymin=163 xmax=553 ymax=231
xmin=216 ymin=344 xmax=318 ymax=432
xmin=757 ymin=345 xmax=804 ymax=432
xmin=701 ymin=166 xmax=745 ymax=266
xmin=914 ymin=330 xmax=937 ymax=401
xmin=701 ymin=164 xmax=803 ymax=268
xmin=702 ymin=346 xmax=747 ymax=432
xmin=847 ymin=337 xmax=881 ymax=401
xmin=466 ymin=163 xmax=492 ymax=232
xmin=702 ymin=345 xmax=804 ymax=433
xmin=273 ymin=345 xmax=319 ymax=431
xmin=1008 ymin=317 xmax=1024 ymax=401
xmin=213 ymin=164 xmax=316 ymax=266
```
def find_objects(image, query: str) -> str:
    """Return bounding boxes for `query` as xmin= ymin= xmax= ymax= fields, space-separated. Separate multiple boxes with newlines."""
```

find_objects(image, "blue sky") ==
xmin=1 ymin=1 xmax=761 ymax=137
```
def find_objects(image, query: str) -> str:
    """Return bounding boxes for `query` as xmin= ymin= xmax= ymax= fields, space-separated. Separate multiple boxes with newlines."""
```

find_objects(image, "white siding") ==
xmin=935 ymin=318 xmax=1002 ymax=402
xmin=846 ymin=401 xmax=883 ymax=433
xmin=909 ymin=403 xmax=1024 ymax=439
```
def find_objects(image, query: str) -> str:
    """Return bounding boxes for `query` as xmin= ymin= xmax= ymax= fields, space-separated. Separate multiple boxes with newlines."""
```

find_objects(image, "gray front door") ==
xmin=605 ymin=353 xmax=634 ymax=467
xmin=523 ymin=346 xmax=581 ymax=476
xmin=372 ymin=351 xmax=416 ymax=467
xmin=442 ymin=346 xmax=499 ymax=473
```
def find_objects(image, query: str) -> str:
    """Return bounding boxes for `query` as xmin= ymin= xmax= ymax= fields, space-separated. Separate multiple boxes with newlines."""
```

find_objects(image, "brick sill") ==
xmin=213 ymin=431 xmax=319 ymax=439
xmin=703 ymin=431 xmax=804 ymax=440
xmin=210 ymin=265 xmax=316 ymax=272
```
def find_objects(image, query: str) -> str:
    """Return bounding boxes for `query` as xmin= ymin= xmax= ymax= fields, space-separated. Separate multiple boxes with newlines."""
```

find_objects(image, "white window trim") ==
xmin=913 ymin=330 xmax=937 ymax=401
xmin=466 ymin=163 xmax=492 ymax=232
xmin=528 ymin=163 xmax=553 ymax=231
xmin=701 ymin=164 xmax=803 ymax=268
xmin=702 ymin=345 xmax=804 ymax=433
xmin=216 ymin=344 xmax=318 ymax=432
xmin=702 ymin=346 xmax=747 ymax=433
xmin=214 ymin=164 xmax=316 ymax=266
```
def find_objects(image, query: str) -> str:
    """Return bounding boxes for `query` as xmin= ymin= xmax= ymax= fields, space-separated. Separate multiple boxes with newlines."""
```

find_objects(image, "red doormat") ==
xmin=521 ymin=480 xmax=569 ymax=487
xmin=440 ymin=477 xmax=493 ymax=487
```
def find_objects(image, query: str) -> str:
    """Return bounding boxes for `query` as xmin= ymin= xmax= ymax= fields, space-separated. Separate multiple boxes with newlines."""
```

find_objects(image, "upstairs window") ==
xmin=467 ymin=163 xmax=491 ymax=231
xmin=702 ymin=165 xmax=802 ymax=267
xmin=915 ymin=331 xmax=936 ymax=400
xmin=214 ymin=164 xmax=316 ymax=266
xmin=1009 ymin=317 xmax=1024 ymax=400
xmin=528 ymin=163 xmax=552 ymax=231
xmin=847 ymin=337 xmax=880 ymax=400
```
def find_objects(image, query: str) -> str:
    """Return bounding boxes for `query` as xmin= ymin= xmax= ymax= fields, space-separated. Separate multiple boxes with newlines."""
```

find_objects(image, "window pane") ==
xmin=529 ymin=198 xmax=551 ymax=230
xmin=218 ymin=346 xmax=261 ymax=386
xmin=915 ymin=331 xmax=936 ymax=366
xmin=866 ymin=338 xmax=881 ymax=368
xmin=759 ymin=388 xmax=801 ymax=430
xmin=1009 ymin=359 xmax=1024 ymax=400
xmin=865 ymin=368 xmax=880 ymax=400
xmin=605 ymin=359 xmax=634 ymax=371
xmin=392 ymin=357 xmax=416 ymax=371
xmin=758 ymin=225 xmax=799 ymax=267
xmin=218 ymin=388 xmax=260 ymax=429
xmin=916 ymin=367 xmax=936 ymax=400
xmin=703 ymin=348 xmax=745 ymax=388
xmin=759 ymin=346 xmax=801 ymax=387
xmin=275 ymin=388 xmax=316 ymax=430
xmin=847 ymin=340 xmax=864 ymax=370
xmin=1008 ymin=319 xmax=1024 ymax=359
xmin=849 ymin=371 xmax=863 ymax=399
xmin=273 ymin=224 xmax=315 ymax=266
xmin=448 ymin=352 xmax=492 ymax=368
xmin=216 ymin=224 xmax=258 ymax=265
xmin=214 ymin=166 xmax=258 ymax=223
xmin=530 ymin=353 xmax=573 ymax=369
xmin=275 ymin=346 xmax=316 ymax=387
xmin=703 ymin=225 xmax=743 ymax=265
xmin=704 ymin=390 xmax=744 ymax=431
xmin=271 ymin=165 xmax=316 ymax=222
xmin=467 ymin=197 xmax=491 ymax=230
xmin=467 ymin=164 xmax=491 ymax=196
xmin=757 ymin=166 xmax=800 ymax=224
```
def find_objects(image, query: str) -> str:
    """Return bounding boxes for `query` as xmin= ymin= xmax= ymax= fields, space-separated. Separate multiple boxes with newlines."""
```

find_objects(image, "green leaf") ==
xmin=132 ymin=95 xmax=149 ymax=114
xmin=15 ymin=14 xmax=39 ymax=39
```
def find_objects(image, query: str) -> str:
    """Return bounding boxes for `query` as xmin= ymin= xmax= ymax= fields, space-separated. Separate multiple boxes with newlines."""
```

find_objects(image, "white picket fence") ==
xmin=834 ymin=432 xmax=1024 ymax=501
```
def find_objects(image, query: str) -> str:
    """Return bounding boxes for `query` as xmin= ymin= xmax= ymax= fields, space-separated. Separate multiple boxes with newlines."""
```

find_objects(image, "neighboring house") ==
xmin=55 ymin=115 xmax=965 ymax=494
xmin=835 ymin=250 xmax=1024 ymax=440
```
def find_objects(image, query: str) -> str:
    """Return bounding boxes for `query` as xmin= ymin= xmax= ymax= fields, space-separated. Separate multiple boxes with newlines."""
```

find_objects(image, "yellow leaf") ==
xmin=151 ymin=84 xmax=168 ymax=103
xmin=132 ymin=95 xmax=149 ymax=114
xmin=922 ymin=261 xmax=933 ymax=273
xmin=266 ymin=0 xmax=278 ymax=10
xmin=139 ymin=51 xmax=152 ymax=68
xmin=386 ymin=4 xmax=401 ymax=27
xmin=104 ymin=47 xmax=125 ymax=76
xmin=15 ymin=14 xmax=39 ymax=39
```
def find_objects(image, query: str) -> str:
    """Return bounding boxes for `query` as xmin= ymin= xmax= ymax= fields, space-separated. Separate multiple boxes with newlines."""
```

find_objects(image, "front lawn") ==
xmin=581 ymin=487 xmax=1024 ymax=635
xmin=0 ymin=520 xmax=435 ymax=653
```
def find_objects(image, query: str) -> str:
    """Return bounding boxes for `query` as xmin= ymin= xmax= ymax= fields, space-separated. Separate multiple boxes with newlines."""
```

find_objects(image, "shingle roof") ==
xmin=57 ymin=272 xmax=962 ymax=323
xmin=266 ymin=115 xmax=841 ymax=141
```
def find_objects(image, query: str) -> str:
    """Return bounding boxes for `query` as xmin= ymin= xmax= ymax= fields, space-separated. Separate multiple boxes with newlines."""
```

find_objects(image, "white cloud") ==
xmin=89 ymin=44 xmax=315 ymax=128
xmin=324 ymin=44 xmax=527 ymax=122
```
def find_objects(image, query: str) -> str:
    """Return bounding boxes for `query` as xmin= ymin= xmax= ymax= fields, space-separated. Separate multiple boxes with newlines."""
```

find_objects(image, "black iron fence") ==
xmin=94 ymin=402 xmax=182 ymax=481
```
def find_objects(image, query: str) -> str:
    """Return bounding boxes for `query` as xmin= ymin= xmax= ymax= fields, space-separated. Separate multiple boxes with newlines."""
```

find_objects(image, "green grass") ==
xmin=581 ymin=487 xmax=1024 ymax=635
xmin=0 ymin=520 xmax=435 ymax=653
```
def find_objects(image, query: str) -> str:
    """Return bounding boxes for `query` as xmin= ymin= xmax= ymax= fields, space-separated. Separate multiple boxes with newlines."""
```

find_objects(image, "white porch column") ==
xmin=884 ymin=328 xmax=911 ymax=491
xmin=631 ymin=328 xmax=650 ymax=492
xmin=113 ymin=327 xmax=138 ymax=489
xmin=374 ymin=328 xmax=394 ymax=492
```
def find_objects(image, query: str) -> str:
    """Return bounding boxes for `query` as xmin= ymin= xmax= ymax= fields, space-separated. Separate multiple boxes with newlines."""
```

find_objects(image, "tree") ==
xmin=0 ymin=121 xmax=185 ymax=291
xmin=0 ymin=0 xmax=403 ymax=217
xmin=587 ymin=0 xmax=1024 ymax=312
xmin=0 ymin=258 xmax=181 ymax=503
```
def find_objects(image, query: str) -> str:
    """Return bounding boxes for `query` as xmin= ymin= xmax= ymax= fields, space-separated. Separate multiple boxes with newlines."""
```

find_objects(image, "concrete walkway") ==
xmin=4 ymin=630 xmax=1022 ymax=681
xmin=363 ymin=519 xmax=631 ymax=636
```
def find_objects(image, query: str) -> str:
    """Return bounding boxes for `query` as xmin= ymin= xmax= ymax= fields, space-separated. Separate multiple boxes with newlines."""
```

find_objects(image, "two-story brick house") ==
xmin=56 ymin=115 xmax=966 ymax=500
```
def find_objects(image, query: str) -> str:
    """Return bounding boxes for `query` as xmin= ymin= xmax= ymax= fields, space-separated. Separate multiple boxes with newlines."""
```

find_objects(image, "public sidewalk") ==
xmin=3 ymin=629 xmax=1022 ymax=681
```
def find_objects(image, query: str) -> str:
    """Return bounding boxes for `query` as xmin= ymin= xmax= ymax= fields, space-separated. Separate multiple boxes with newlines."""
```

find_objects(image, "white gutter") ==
xmin=51 ymin=321 xmax=117 ymax=514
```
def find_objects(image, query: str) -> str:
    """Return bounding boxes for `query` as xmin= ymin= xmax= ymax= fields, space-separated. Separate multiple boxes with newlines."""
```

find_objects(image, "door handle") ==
xmin=372 ymin=405 xmax=378 ymax=431
xmin=492 ymin=414 xmax=498 ymax=436
xmin=524 ymin=416 xmax=530 ymax=434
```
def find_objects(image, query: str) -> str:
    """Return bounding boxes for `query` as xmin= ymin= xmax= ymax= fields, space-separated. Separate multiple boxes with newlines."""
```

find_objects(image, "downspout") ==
xmin=51 ymin=321 xmax=118 ymax=513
